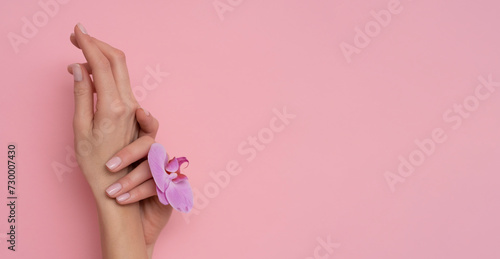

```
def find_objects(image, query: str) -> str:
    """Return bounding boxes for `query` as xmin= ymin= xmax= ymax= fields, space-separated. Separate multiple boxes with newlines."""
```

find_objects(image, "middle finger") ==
xmin=73 ymin=23 xmax=120 ymax=111
xmin=70 ymin=32 xmax=135 ymax=103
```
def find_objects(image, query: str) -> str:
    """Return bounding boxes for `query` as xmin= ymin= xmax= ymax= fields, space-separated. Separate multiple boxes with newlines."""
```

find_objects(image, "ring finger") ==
xmin=105 ymin=160 xmax=153 ymax=198
xmin=115 ymin=179 xmax=157 ymax=205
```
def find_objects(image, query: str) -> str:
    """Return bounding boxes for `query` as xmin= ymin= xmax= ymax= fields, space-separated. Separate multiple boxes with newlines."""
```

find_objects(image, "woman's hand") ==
xmin=103 ymin=108 xmax=172 ymax=257
xmin=69 ymin=23 xmax=148 ymax=259
xmin=69 ymin=23 xmax=140 ymax=194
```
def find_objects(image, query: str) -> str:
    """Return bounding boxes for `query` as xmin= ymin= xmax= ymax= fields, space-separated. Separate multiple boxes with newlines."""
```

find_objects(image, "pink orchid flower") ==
xmin=148 ymin=143 xmax=193 ymax=213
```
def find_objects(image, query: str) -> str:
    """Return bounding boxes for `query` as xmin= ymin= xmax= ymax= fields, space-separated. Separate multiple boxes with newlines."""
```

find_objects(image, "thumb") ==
xmin=136 ymin=108 xmax=159 ymax=138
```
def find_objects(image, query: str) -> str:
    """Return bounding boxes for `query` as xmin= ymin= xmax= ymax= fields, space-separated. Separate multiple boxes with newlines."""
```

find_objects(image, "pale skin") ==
xmin=68 ymin=23 xmax=172 ymax=259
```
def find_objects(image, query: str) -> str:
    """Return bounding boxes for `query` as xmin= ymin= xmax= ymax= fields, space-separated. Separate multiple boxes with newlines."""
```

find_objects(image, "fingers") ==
xmin=68 ymin=63 xmax=96 ymax=94
xmin=105 ymin=135 xmax=156 ymax=172
xmin=103 ymin=107 xmax=158 ymax=172
xmin=136 ymin=108 xmax=159 ymax=138
xmin=70 ymin=31 xmax=135 ymax=103
xmin=116 ymin=180 xmax=157 ymax=205
xmin=106 ymin=160 xmax=153 ymax=198
xmin=70 ymin=63 xmax=94 ymax=134
xmin=116 ymin=182 xmax=156 ymax=204
xmin=73 ymin=23 xmax=120 ymax=110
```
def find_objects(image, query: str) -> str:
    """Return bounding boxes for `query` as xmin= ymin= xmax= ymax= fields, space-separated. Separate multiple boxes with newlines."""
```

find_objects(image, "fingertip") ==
xmin=136 ymin=108 xmax=159 ymax=137
xmin=70 ymin=63 xmax=83 ymax=82
xmin=76 ymin=22 xmax=88 ymax=35
xmin=106 ymin=182 xmax=123 ymax=198
xmin=70 ymin=33 xmax=80 ymax=49
xmin=136 ymin=108 xmax=154 ymax=128
xmin=115 ymin=199 xmax=127 ymax=205
xmin=105 ymin=156 xmax=122 ymax=172
xmin=73 ymin=23 xmax=89 ymax=48
xmin=116 ymin=193 xmax=131 ymax=204
xmin=73 ymin=24 xmax=80 ymax=35
xmin=136 ymin=107 xmax=150 ymax=118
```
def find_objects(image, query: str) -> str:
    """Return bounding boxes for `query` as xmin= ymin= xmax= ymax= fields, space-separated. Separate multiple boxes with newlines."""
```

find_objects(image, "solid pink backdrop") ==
xmin=1 ymin=0 xmax=500 ymax=258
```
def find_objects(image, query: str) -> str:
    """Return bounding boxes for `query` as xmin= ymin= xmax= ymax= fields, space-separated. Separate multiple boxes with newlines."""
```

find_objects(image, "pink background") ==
xmin=2 ymin=0 xmax=500 ymax=258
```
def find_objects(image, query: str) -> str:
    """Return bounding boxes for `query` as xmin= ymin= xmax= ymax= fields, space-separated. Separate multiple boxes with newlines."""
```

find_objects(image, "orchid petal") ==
xmin=148 ymin=143 xmax=169 ymax=189
xmin=165 ymin=157 xmax=179 ymax=173
xmin=167 ymin=173 xmax=178 ymax=180
xmin=156 ymin=186 xmax=169 ymax=205
xmin=177 ymin=157 xmax=189 ymax=168
xmin=172 ymin=174 xmax=188 ymax=184
xmin=165 ymin=180 xmax=193 ymax=213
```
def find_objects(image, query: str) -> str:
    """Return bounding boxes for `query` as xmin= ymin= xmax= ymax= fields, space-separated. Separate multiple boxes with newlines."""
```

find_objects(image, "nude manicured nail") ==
xmin=106 ymin=157 xmax=122 ymax=170
xmin=77 ymin=22 xmax=88 ymax=34
xmin=117 ymin=193 xmax=130 ymax=202
xmin=143 ymin=108 xmax=150 ymax=116
xmin=106 ymin=183 xmax=122 ymax=196
xmin=71 ymin=64 xmax=82 ymax=82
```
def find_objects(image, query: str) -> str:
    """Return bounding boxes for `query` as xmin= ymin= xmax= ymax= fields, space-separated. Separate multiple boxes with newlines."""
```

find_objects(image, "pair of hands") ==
xmin=68 ymin=23 xmax=170 ymax=254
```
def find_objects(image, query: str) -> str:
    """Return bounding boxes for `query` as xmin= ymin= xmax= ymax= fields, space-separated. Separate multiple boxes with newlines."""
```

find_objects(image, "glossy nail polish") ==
xmin=77 ymin=22 xmax=87 ymax=34
xmin=106 ymin=183 xmax=122 ymax=196
xmin=71 ymin=64 xmax=82 ymax=82
xmin=117 ymin=193 xmax=130 ymax=202
xmin=106 ymin=157 xmax=122 ymax=170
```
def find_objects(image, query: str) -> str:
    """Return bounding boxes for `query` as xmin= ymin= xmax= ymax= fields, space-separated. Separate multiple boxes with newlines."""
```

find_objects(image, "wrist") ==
xmin=92 ymin=184 xmax=148 ymax=259
xmin=82 ymin=167 xmax=128 ymax=199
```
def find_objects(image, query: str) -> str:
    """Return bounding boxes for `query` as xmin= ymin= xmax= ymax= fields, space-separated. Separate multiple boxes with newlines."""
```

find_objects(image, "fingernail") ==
xmin=106 ymin=157 xmax=122 ymax=170
xmin=143 ymin=108 xmax=150 ymax=116
xmin=71 ymin=64 xmax=82 ymax=82
xmin=106 ymin=183 xmax=122 ymax=196
xmin=117 ymin=193 xmax=130 ymax=202
xmin=77 ymin=22 xmax=88 ymax=34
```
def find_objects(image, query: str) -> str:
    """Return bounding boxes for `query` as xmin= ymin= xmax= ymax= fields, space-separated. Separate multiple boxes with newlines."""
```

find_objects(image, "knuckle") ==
xmin=113 ymin=105 xmax=127 ymax=117
xmin=110 ymin=49 xmax=126 ymax=62
xmin=123 ymin=100 xmax=139 ymax=113
xmin=109 ymin=101 xmax=130 ymax=118
xmin=73 ymin=86 xmax=90 ymax=97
